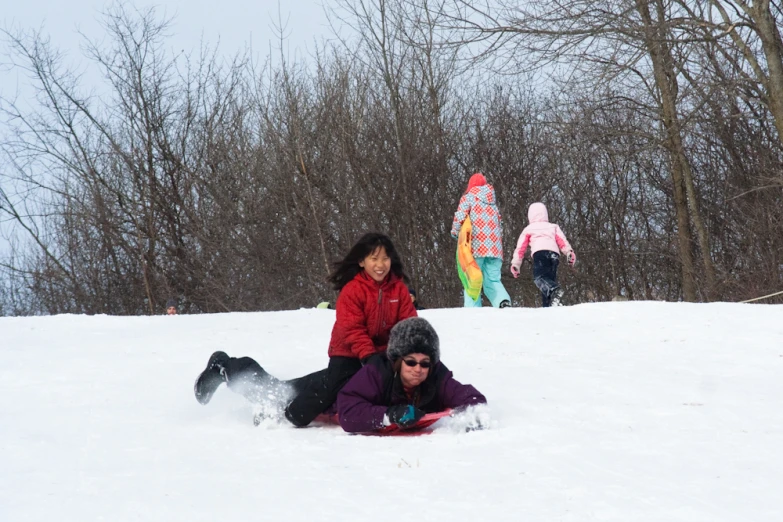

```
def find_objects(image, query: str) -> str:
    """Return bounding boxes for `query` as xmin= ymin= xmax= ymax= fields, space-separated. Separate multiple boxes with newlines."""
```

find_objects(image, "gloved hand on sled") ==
xmin=386 ymin=404 xmax=425 ymax=428
xmin=566 ymin=251 xmax=576 ymax=267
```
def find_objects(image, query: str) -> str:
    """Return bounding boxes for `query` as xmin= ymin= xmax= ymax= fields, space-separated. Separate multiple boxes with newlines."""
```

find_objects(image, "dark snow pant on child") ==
xmin=533 ymin=250 xmax=560 ymax=307
xmin=221 ymin=356 xmax=326 ymax=406
xmin=284 ymin=356 xmax=363 ymax=427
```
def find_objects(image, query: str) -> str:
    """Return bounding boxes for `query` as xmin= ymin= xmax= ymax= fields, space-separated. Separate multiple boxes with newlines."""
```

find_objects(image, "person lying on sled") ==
xmin=336 ymin=317 xmax=487 ymax=433
xmin=193 ymin=232 xmax=417 ymax=427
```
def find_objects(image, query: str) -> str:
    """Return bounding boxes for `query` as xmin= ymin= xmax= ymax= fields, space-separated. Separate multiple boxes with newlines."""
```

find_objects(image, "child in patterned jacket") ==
xmin=510 ymin=202 xmax=576 ymax=307
xmin=451 ymin=173 xmax=512 ymax=308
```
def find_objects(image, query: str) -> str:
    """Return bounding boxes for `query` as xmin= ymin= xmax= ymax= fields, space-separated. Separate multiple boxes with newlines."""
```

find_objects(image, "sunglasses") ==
xmin=402 ymin=359 xmax=431 ymax=369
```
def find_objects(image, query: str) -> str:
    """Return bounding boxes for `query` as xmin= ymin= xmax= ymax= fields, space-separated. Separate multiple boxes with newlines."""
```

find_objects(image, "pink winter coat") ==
xmin=510 ymin=203 xmax=573 ymax=270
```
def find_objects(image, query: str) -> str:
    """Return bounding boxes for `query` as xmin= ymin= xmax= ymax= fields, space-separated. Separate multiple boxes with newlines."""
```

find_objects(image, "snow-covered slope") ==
xmin=2 ymin=302 xmax=781 ymax=521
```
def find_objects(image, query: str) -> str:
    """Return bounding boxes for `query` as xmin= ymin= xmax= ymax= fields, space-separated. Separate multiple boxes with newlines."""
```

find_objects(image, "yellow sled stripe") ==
xmin=456 ymin=216 xmax=483 ymax=302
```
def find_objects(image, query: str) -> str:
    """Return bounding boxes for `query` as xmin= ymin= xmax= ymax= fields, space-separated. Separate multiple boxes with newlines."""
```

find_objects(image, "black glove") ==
xmin=386 ymin=404 xmax=425 ymax=428
xmin=361 ymin=353 xmax=384 ymax=366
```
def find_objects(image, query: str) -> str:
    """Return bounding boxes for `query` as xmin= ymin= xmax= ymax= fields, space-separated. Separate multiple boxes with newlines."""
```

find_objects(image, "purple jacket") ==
xmin=336 ymin=358 xmax=487 ymax=433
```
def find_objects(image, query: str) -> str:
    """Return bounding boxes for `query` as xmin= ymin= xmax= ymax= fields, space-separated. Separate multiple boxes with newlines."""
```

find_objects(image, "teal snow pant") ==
xmin=463 ymin=256 xmax=511 ymax=307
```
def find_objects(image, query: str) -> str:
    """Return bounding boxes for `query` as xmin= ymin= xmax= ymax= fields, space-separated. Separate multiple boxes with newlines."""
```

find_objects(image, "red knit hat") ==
xmin=467 ymin=173 xmax=487 ymax=191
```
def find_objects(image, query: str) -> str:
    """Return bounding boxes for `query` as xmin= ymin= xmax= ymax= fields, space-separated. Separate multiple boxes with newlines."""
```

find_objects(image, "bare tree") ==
xmin=2 ymin=0 xmax=781 ymax=315
xmin=435 ymin=0 xmax=722 ymax=300
xmin=698 ymin=0 xmax=783 ymax=147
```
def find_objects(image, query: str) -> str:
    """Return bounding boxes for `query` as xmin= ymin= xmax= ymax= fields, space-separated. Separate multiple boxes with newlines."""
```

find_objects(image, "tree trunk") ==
xmin=752 ymin=0 xmax=783 ymax=147
xmin=636 ymin=0 xmax=717 ymax=301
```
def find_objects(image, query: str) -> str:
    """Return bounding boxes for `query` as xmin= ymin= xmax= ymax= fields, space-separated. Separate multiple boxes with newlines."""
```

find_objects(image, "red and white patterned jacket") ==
xmin=450 ymin=184 xmax=504 ymax=259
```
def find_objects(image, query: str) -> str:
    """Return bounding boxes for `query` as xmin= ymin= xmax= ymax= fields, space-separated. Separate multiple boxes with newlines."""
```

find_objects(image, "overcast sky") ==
xmin=3 ymin=0 xmax=333 ymax=49
xmin=2 ymin=0 xmax=334 ymax=79
xmin=0 ymin=1 xmax=335 ymax=252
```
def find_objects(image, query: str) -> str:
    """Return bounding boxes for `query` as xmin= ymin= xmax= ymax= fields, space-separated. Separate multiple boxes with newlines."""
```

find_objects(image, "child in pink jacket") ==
xmin=510 ymin=202 xmax=576 ymax=307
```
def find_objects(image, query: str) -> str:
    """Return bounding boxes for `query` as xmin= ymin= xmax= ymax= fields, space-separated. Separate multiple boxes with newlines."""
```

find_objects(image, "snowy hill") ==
xmin=2 ymin=302 xmax=782 ymax=521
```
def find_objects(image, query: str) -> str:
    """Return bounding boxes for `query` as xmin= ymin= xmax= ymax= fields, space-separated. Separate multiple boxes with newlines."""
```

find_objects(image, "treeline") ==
xmin=1 ymin=1 xmax=782 ymax=315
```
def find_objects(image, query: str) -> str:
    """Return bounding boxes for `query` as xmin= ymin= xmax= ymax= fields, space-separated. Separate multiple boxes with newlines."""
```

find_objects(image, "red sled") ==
xmin=313 ymin=409 xmax=453 ymax=436
xmin=375 ymin=409 xmax=453 ymax=436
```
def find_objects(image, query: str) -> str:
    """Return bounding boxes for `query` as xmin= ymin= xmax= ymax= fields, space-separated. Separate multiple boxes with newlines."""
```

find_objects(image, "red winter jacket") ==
xmin=328 ymin=271 xmax=418 ymax=361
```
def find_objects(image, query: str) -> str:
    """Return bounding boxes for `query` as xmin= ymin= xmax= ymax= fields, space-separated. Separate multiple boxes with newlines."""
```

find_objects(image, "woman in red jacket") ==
xmin=193 ymin=232 xmax=417 ymax=427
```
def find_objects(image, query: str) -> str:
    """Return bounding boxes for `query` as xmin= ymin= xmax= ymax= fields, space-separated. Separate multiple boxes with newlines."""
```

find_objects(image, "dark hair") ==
xmin=328 ymin=232 xmax=407 ymax=291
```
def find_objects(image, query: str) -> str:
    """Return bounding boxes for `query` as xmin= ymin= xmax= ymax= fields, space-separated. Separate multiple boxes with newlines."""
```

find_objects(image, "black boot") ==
xmin=499 ymin=300 xmax=511 ymax=308
xmin=550 ymin=287 xmax=564 ymax=307
xmin=194 ymin=351 xmax=230 ymax=405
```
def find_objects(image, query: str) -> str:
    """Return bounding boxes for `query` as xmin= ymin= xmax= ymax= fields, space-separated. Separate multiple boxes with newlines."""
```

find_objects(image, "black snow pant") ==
xmin=284 ymin=356 xmax=363 ymax=427
xmin=221 ymin=356 xmax=325 ymax=404
xmin=532 ymin=250 xmax=560 ymax=307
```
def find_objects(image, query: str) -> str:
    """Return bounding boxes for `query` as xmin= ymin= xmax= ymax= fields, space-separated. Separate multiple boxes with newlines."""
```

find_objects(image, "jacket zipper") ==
xmin=377 ymin=288 xmax=386 ymax=333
